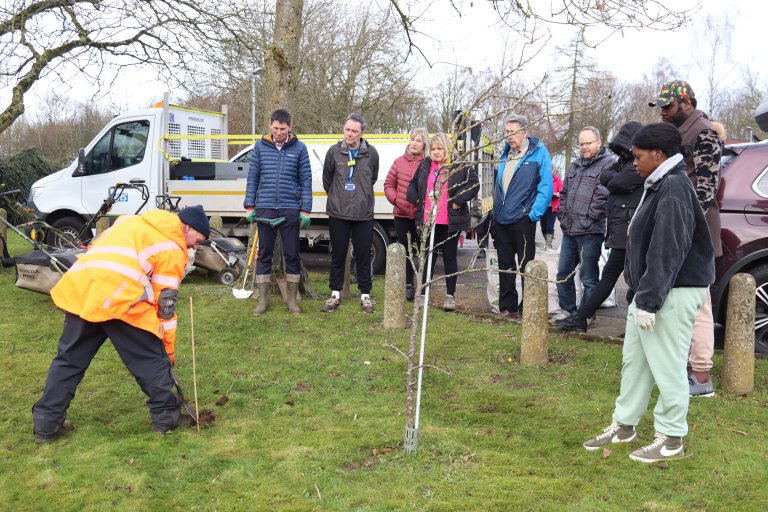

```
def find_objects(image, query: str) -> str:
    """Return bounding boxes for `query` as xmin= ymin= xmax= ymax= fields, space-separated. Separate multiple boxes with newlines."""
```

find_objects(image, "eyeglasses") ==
xmin=504 ymin=129 xmax=525 ymax=136
xmin=578 ymin=140 xmax=598 ymax=147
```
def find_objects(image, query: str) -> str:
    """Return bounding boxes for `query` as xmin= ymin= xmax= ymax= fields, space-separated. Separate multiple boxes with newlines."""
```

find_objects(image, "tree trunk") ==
xmin=264 ymin=0 xmax=304 ymax=296
xmin=264 ymin=0 xmax=304 ymax=119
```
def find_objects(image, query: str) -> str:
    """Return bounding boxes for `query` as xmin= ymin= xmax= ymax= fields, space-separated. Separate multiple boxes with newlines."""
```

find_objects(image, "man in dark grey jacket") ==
xmin=554 ymin=126 xmax=612 ymax=322
xmin=320 ymin=113 xmax=380 ymax=313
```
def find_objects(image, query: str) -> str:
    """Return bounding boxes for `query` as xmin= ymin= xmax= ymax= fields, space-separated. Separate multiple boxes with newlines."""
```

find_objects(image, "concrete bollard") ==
xmin=521 ymin=259 xmax=549 ymax=366
xmin=95 ymin=217 xmax=111 ymax=237
xmin=209 ymin=215 xmax=223 ymax=234
xmin=0 ymin=208 xmax=7 ymax=255
xmin=383 ymin=243 xmax=407 ymax=329
xmin=723 ymin=273 xmax=756 ymax=395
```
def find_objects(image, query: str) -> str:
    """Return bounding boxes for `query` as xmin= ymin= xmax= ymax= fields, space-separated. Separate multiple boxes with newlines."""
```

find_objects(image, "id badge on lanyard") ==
xmin=346 ymin=152 xmax=356 ymax=191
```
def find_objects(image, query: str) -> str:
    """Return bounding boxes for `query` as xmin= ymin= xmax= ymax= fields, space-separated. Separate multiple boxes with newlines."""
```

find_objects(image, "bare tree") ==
xmin=188 ymin=1 xmax=428 ymax=134
xmin=0 ymin=93 xmax=112 ymax=166
xmin=715 ymin=68 xmax=768 ymax=142
xmin=694 ymin=14 xmax=735 ymax=117
xmin=264 ymin=0 xmax=304 ymax=118
xmin=0 ymin=0 xmax=256 ymax=134
xmin=386 ymin=0 xmax=694 ymax=57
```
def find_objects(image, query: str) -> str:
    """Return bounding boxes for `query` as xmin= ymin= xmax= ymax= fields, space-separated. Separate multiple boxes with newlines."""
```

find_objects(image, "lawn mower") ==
xmin=0 ymin=188 xmax=84 ymax=294
xmin=156 ymin=193 xmax=247 ymax=286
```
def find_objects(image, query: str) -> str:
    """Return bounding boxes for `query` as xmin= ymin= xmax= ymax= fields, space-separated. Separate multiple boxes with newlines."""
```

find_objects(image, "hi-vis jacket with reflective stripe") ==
xmin=51 ymin=210 xmax=188 ymax=359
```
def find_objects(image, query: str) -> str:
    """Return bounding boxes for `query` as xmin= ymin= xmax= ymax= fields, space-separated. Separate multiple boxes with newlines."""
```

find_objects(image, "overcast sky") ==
xmin=3 ymin=0 xmax=764 ymax=117
xmin=410 ymin=0 xmax=762 ymax=106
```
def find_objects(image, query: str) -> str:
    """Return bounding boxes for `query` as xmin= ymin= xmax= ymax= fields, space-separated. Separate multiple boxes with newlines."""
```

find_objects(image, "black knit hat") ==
xmin=178 ymin=205 xmax=211 ymax=239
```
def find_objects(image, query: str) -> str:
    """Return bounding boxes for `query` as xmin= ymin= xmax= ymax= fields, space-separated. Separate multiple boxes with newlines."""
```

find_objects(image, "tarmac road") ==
xmin=300 ymin=222 xmax=630 ymax=340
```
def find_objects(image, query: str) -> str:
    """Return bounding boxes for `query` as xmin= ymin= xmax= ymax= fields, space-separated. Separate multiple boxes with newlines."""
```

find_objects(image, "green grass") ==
xmin=1 ymin=230 xmax=768 ymax=511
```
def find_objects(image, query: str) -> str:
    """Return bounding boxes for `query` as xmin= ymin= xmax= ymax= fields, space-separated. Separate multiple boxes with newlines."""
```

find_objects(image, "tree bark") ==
xmin=263 ymin=0 xmax=304 ymax=296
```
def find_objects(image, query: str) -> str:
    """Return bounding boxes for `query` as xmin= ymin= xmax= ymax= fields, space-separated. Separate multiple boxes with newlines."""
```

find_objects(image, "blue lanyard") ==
xmin=347 ymin=149 xmax=358 ymax=181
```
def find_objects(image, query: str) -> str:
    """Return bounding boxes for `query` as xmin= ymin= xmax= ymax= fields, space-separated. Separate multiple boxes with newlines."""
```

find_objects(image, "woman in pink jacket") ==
xmin=384 ymin=128 xmax=429 ymax=300
xmin=540 ymin=170 xmax=563 ymax=252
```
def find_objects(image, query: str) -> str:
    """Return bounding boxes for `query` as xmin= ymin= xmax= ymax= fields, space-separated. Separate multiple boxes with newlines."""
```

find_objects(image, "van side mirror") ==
xmin=73 ymin=148 xmax=88 ymax=176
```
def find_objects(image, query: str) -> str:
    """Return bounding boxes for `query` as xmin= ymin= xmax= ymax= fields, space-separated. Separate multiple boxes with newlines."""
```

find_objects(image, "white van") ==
xmin=28 ymin=96 xmax=493 ymax=272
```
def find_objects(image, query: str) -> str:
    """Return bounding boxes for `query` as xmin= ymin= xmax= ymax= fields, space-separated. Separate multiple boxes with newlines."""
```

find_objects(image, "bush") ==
xmin=0 ymin=147 xmax=54 ymax=223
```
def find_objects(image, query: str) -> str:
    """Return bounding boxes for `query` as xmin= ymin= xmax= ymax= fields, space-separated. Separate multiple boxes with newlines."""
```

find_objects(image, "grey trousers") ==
xmin=32 ymin=313 xmax=180 ymax=436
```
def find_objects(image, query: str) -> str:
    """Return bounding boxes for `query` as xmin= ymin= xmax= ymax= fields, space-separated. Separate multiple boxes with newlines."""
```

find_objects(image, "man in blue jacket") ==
xmin=244 ymin=109 xmax=312 ymax=315
xmin=493 ymin=114 xmax=553 ymax=318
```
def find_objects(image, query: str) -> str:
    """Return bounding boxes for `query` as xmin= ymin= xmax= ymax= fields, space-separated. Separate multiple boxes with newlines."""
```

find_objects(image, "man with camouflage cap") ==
xmin=649 ymin=80 xmax=722 ymax=397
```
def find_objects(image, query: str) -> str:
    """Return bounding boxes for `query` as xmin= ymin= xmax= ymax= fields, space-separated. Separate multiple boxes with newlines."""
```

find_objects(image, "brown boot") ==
xmin=286 ymin=274 xmax=301 ymax=314
xmin=544 ymin=234 xmax=554 ymax=251
xmin=252 ymin=276 xmax=271 ymax=316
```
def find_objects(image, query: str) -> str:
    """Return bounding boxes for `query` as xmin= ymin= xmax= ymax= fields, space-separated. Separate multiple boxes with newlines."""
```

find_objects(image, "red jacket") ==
xmin=551 ymin=172 xmax=564 ymax=212
xmin=384 ymin=150 xmax=424 ymax=219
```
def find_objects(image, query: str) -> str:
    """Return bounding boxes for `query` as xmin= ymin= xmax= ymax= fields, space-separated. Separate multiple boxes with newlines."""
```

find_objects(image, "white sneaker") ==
xmin=549 ymin=309 xmax=571 ymax=325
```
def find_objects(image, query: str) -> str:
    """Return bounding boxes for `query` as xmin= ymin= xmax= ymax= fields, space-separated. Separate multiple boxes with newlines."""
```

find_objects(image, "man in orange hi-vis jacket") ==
xmin=32 ymin=205 xmax=210 ymax=443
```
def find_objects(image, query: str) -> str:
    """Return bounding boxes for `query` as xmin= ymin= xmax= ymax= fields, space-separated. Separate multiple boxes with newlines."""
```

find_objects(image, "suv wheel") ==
xmin=750 ymin=264 xmax=768 ymax=354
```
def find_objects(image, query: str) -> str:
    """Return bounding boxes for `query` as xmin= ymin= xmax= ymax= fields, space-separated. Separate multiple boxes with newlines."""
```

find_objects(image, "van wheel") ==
xmin=371 ymin=222 xmax=389 ymax=275
xmin=47 ymin=216 xmax=85 ymax=248
xmin=750 ymin=264 xmax=768 ymax=354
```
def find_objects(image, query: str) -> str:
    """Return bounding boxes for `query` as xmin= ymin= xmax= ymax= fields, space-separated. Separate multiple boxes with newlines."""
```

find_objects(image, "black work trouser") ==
xmin=574 ymin=248 xmax=625 ymax=320
xmin=394 ymin=216 xmax=419 ymax=286
xmin=422 ymin=224 xmax=460 ymax=296
xmin=32 ymin=314 xmax=179 ymax=436
xmin=494 ymin=217 xmax=537 ymax=313
xmin=328 ymin=217 xmax=374 ymax=294
xmin=254 ymin=208 xmax=301 ymax=275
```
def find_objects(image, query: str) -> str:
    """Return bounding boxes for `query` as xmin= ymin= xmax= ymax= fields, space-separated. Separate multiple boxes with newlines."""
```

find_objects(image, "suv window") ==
xmin=87 ymin=121 xmax=150 ymax=175
xmin=753 ymin=167 xmax=768 ymax=197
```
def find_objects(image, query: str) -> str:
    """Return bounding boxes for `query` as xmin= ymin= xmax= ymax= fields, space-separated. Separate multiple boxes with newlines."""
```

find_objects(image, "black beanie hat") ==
xmin=178 ymin=205 xmax=211 ymax=239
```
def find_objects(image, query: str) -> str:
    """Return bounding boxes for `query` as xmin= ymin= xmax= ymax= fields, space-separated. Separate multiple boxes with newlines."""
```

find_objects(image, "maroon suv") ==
xmin=712 ymin=141 xmax=768 ymax=353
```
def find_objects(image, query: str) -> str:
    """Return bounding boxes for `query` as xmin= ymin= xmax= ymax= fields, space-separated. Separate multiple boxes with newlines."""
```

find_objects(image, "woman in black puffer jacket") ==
xmin=406 ymin=132 xmax=478 ymax=311
xmin=556 ymin=121 xmax=644 ymax=332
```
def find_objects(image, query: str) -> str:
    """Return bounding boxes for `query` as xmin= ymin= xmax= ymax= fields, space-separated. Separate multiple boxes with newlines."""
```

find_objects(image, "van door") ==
xmin=79 ymin=118 xmax=153 ymax=216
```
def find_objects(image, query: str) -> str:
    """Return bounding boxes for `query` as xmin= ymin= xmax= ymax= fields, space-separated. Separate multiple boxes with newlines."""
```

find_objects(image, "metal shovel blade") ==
xmin=170 ymin=369 xmax=198 ymax=424
xmin=232 ymin=287 xmax=253 ymax=299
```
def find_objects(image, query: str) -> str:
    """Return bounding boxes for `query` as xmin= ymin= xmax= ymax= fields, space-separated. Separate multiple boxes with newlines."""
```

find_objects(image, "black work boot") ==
xmin=555 ymin=313 xmax=588 ymax=332
xmin=35 ymin=419 xmax=74 ymax=444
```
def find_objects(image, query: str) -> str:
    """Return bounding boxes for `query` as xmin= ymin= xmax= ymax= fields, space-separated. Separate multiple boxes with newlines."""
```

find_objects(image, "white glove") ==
xmin=635 ymin=308 xmax=656 ymax=331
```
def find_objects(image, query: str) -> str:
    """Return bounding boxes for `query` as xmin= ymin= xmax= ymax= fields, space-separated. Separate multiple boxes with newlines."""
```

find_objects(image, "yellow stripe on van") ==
xmin=169 ymin=190 xmax=245 ymax=196
xmin=169 ymin=190 xmax=386 ymax=197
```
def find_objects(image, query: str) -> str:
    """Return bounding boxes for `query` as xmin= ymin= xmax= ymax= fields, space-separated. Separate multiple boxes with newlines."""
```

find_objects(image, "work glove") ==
xmin=299 ymin=212 xmax=311 ymax=229
xmin=634 ymin=308 xmax=656 ymax=332
xmin=246 ymin=209 xmax=257 ymax=224
xmin=168 ymin=352 xmax=176 ymax=366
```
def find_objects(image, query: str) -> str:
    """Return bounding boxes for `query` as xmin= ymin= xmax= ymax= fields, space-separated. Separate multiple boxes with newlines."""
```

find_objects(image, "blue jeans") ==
xmin=556 ymin=233 xmax=603 ymax=313
xmin=539 ymin=207 xmax=557 ymax=237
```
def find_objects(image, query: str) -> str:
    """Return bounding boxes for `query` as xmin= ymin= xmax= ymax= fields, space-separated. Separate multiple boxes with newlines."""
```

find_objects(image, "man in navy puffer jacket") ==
xmin=244 ymin=109 xmax=312 ymax=315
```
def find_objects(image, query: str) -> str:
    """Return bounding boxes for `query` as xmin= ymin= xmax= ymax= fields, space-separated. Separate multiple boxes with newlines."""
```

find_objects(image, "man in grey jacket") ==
xmin=320 ymin=113 xmax=380 ymax=313
xmin=553 ymin=126 xmax=612 ymax=322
